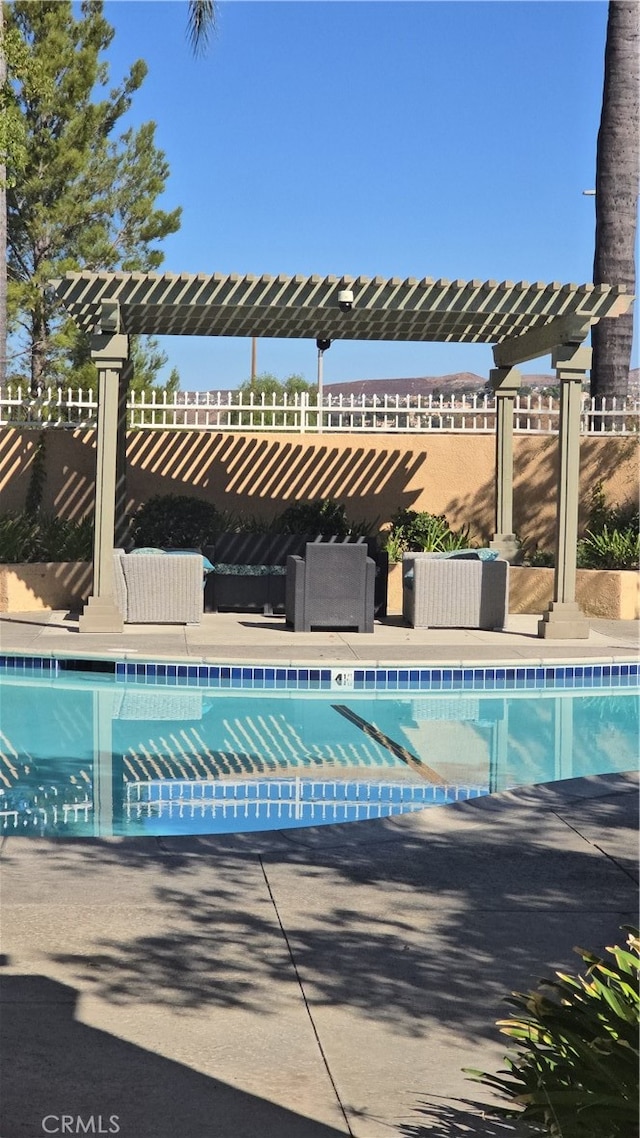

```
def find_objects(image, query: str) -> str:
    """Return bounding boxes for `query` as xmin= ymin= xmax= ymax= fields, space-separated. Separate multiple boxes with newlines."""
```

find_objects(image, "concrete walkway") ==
xmin=0 ymin=612 xmax=638 ymax=1137
xmin=1 ymin=609 xmax=639 ymax=664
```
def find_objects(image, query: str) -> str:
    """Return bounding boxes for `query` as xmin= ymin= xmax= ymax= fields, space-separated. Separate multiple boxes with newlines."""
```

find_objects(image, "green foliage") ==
xmin=383 ymin=508 xmax=473 ymax=562
xmin=24 ymin=431 xmax=46 ymax=516
xmin=577 ymin=525 xmax=640 ymax=571
xmin=129 ymin=494 xmax=228 ymax=549
xmin=521 ymin=483 xmax=639 ymax=571
xmin=0 ymin=511 xmax=93 ymax=562
xmin=6 ymin=0 xmax=181 ymax=386
xmin=272 ymin=499 xmax=351 ymax=537
xmin=528 ymin=548 xmax=555 ymax=568
xmin=466 ymin=928 xmax=640 ymax=1138
xmin=54 ymin=333 xmax=181 ymax=408
xmin=237 ymin=373 xmax=318 ymax=428
xmin=576 ymin=483 xmax=639 ymax=571
xmin=584 ymin=482 xmax=639 ymax=536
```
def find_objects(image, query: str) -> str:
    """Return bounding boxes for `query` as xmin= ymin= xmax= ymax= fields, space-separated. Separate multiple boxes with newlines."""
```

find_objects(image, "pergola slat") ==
xmin=54 ymin=271 xmax=630 ymax=349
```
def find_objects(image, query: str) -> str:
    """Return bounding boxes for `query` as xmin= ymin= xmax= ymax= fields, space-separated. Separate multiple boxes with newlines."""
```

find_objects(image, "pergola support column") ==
xmin=488 ymin=367 xmax=522 ymax=562
xmin=538 ymin=344 xmax=591 ymax=640
xmin=115 ymin=358 xmax=132 ymax=546
xmin=79 ymin=332 xmax=130 ymax=633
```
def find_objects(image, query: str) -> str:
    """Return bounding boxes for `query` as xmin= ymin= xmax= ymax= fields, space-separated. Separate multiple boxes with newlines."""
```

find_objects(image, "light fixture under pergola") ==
xmin=55 ymin=269 xmax=633 ymax=639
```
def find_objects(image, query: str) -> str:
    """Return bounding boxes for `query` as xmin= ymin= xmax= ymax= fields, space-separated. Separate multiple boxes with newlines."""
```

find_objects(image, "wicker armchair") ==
xmin=113 ymin=550 xmax=203 ymax=624
xmin=285 ymin=543 xmax=375 ymax=632
xmin=402 ymin=552 xmax=509 ymax=629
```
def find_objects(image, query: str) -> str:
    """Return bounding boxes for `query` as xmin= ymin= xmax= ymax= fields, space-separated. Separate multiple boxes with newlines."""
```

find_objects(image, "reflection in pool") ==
xmin=1 ymin=669 xmax=638 ymax=838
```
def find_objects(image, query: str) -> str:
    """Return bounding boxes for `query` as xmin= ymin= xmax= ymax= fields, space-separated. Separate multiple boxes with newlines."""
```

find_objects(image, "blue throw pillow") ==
xmin=163 ymin=549 xmax=215 ymax=574
xmin=428 ymin=549 xmax=499 ymax=561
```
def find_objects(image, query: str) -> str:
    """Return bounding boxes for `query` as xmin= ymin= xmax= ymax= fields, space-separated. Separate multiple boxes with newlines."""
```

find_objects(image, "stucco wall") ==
xmin=509 ymin=566 xmax=640 ymax=620
xmin=0 ymin=561 xmax=92 ymax=612
xmin=1 ymin=427 xmax=638 ymax=549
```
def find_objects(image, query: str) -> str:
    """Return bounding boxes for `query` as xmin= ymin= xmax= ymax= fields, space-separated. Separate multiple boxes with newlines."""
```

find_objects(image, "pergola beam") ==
xmin=493 ymin=316 xmax=592 ymax=367
xmin=55 ymin=272 xmax=631 ymax=345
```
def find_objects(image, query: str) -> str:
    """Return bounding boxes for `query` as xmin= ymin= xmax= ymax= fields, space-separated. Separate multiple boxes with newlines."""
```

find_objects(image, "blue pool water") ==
xmin=1 ymin=659 xmax=638 ymax=838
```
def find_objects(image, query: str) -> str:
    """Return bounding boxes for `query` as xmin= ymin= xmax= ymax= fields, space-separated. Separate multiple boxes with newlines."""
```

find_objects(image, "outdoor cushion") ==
xmin=424 ymin=549 xmax=499 ymax=561
xmin=213 ymin=563 xmax=286 ymax=576
xmin=129 ymin=547 xmax=215 ymax=574
xmin=163 ymin=549 xmax=215 ymax=573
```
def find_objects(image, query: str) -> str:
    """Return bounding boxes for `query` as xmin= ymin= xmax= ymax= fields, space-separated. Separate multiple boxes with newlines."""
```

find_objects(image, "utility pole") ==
xmin=316 ymin=338 xmax=331 ymax=434
xmin=250 ymin=337 xmax=257 ymax=390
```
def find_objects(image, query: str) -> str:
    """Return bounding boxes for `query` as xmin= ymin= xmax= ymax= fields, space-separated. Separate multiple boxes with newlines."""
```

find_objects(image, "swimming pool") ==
xmin=1 ymin=656 xmax=638 ymax=838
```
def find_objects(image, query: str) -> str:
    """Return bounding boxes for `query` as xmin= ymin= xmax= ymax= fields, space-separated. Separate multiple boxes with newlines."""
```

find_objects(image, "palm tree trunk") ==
xmin=591 ymin=0 xmax=639 ymax=401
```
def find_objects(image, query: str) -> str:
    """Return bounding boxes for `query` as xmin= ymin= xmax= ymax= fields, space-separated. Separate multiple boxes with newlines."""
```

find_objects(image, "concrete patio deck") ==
xmin=0 ymin=610 xmax=638 ymax=1137
xmin=0 ymin=608 xmax=639 ymax=665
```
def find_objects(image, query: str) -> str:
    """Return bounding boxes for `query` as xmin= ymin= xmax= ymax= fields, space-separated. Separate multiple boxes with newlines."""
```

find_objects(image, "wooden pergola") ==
xmin=55 ymin=270 xmax=633 ymax=638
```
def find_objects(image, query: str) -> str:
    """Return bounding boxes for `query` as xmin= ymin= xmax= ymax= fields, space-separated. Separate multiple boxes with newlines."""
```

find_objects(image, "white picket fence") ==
xmin=1 ymin=385 xmax=638 ymax=434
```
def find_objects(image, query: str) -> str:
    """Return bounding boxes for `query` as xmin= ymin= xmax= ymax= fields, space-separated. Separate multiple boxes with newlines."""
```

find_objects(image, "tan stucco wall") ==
xmin=0 ymin=562 xmax=93 ymax=613
xmin=509 ymin=566 xmax=640 ymax=619
xmin=385 ymin=562 xmax=639 ymax=619
xmin=1 ymin=427 xmax=638 ymax=549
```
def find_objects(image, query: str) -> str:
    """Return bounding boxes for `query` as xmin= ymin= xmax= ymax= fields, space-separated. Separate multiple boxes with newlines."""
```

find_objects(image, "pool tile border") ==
xmin=1 ymin=653 xmax=638 ymax=691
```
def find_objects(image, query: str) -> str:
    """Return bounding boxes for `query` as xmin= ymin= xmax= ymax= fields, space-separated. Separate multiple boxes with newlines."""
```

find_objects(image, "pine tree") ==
xmin=6 ymin=1 xmax=181 ymax=389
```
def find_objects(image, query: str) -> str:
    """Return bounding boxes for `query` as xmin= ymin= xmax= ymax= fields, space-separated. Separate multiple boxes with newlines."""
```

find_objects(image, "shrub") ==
xmin=575 ymin=484 xmax=639 ymax=571
xmin=577 ymin=525 xmax=640 ymax=571
xmin=0 ymin=512 xmax=41 ymax=562
xmin=521 ymin=483 xmax=639 ymax=571
xmin=128 ymin=495 xmax=228 ymax=549
xmin=383 ymin=508 xmax=473 ymax=562
xmin=465 ymin=927 xmax=640 ymax=1138
xmin=0 ymin=511 xmax=93 ymax=563
xmin=272 ymin=499 xmax=352 ymax=537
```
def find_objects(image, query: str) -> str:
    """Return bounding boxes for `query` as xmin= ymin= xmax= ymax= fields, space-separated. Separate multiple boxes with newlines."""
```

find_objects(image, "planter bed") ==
xmin=386 ymin=562 xmax=638 ymax=621
xmin=509 ymin=566 xmax=639 ymax=620
xmin=0 ymin=561 xmax=92 ymax=613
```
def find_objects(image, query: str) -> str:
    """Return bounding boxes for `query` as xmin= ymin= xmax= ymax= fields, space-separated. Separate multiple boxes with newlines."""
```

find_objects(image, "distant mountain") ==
xmin=182 ymin=367 xmax=639 ymax=402
xmin=326 ymin=368 xmax=640 ymax=399
xmin=323 ymin=372 xmax=556 ymax=398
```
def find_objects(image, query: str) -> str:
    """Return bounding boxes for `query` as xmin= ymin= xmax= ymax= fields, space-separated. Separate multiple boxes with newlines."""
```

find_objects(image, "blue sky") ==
xmin=103 ymin=0 xmax=615 ymax=390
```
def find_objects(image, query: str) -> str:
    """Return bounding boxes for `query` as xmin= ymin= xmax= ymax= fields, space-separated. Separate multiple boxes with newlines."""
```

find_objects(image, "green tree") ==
xmin=0 ymin=4 xmax=6 ymax=386
xmin=6 ymin=1 xmax=181 ymax=390
xmin=591 ymin=0 xmax=639 ymax=400
xmin=238 ymin=373 xmax=315 ymax=400
xmin=0 ymin=1 xmax=42 ymax=385
xmin=59 ymin=330 xmax=179 ymax=397
xmin=237 ymin=372 xmax=316 ymax=427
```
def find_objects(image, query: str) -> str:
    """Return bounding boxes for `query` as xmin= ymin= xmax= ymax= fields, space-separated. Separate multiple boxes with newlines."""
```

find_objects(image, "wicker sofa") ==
xmin=402 ymin=551 xmax=509 ymax=630
xmin=113 ymin=549 xmax=204 ymax=624
xmin=204 ymin=533 xmax=388 ymax=618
